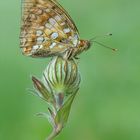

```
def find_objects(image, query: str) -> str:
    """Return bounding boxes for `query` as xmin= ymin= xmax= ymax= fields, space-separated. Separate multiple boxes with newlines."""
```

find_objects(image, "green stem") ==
xmin=47 ymin=130 xmax=58 ymax=140
xmin=46 ymin=124 xmax=63 ymax=140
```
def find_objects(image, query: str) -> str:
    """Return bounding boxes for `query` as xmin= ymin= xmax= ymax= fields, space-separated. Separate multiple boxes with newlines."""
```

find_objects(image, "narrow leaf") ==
xmin=32 ymin=76 xmax=52 ymax=102
xmin=55 ymin=92 xmax=77 ymax=127
xmin=36 ymin=112 xmax=55 ymax=127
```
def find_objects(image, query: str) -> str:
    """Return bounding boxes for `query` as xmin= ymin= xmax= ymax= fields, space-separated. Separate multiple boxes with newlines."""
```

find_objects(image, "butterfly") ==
xmin=20 ymin=0 xmax=92 ymax=59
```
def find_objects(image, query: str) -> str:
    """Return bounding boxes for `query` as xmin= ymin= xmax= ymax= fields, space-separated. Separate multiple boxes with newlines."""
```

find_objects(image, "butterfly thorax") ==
xmin=64 ymin=39 xmax=91 ymax=59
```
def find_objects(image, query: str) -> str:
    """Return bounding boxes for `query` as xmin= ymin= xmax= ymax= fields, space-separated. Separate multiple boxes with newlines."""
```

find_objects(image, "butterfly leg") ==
xmin=74 ymin=56 xmax=80 ymax=59
xmin=63 ymin=48 xmax=75 ymax=60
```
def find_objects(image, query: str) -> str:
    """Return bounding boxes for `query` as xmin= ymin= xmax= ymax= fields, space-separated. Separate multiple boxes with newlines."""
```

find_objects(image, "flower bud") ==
xmin=43 ymin=56 xmax=81 ymax=96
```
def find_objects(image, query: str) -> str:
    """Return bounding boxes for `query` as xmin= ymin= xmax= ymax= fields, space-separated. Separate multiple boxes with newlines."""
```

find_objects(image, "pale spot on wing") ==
xmin=37 ymin=37 xmax=44 ymax=44
xmin=33 ymin=45 xmax=39 ymax=50
xmin=36 ymin=30 xmax=43 ymax=36
xmin=45 ymin=23 xmax=53 ymax=29
xmin=54 ymin=15 xmax=61 ymax=21
xmin=36 ymin=9 xmax=43 ymax=15
xmin=58 ymin=45 xmax=64 ymax=49
xmin=63 ymin=28 xmax=70 ymax=33
xmin=20 ymin=38 xmax=26 ymax=46
xmin=45 ymin=8 xmax=51 ymax=13
xmin=49 ymin=18 xmax=56 ymax=25
xmin=51 ymin=32 xmax=59 ymax=39
xmin=60 ymin=22 xmax=65 ymax=26
xmin=32 ymin=44 xmax=43 ymax=53
xmin=40 ymin=45 xmax=43 ymax=49
xmin=29 ymin=14 xmax=36 ymax=20
xmin=49 ymin=42 xmax=57 ymax=49
xmin=71 ymin=34 xmax=79 ymax=47
xmin=32 ymin=45 xmax=40 ymax=53
xmin=38 ymin=26 xmax=45 ymax=30
xmin=44 ymin=28 xmax=52 ymax=35
xmin=20 ymin=30 xmax=26 ymax=37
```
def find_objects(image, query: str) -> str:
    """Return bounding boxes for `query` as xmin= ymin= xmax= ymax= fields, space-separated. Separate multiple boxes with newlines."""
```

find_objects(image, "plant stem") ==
xmin=46 ymin=125 xmax=63 ymax=140
xmin=47 ymin=130 xmax=58 ymax=140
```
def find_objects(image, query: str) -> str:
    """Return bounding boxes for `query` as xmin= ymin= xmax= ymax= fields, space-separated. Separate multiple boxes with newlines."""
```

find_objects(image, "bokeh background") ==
xmin=0 ymin=0 xmax=140 ymax=140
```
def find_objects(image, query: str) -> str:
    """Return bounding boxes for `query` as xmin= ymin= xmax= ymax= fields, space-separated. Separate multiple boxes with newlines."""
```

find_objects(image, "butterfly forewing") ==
xmin=20 ymin=0 xmax=80 ymax=57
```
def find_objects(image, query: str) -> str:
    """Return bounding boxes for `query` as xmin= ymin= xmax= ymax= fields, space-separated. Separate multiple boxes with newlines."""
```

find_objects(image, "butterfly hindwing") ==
xmin=20 ymin=0 xmax=79 ymax=57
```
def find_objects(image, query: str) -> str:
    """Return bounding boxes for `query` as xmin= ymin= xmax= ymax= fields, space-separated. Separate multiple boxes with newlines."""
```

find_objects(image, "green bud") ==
xmin=43 ymin=56 xmax=81 ymax=96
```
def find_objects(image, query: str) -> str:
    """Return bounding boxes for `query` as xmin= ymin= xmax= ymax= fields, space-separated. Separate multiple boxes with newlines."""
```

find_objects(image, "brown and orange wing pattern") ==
xmin=20 ymin=0 xmax=80 ymax=57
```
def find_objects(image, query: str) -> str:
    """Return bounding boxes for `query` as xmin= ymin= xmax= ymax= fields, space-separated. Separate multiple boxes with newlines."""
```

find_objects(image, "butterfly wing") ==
xmin=20 ymin=0 xmax=80 ymax=57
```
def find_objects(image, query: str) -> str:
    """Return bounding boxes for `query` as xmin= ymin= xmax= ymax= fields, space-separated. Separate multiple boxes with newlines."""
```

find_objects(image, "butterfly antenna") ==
xmin=90 ymin=33 xmax=112 ymax=41
xmin=93 ymin=41 xmax=118 ymax=51
xmin=90 ymin=33 xmax=117 ymax=51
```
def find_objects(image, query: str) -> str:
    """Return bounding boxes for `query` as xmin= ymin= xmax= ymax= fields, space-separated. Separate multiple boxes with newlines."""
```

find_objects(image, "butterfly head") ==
xmin=79 ymin=40 xmax=91 ymax=51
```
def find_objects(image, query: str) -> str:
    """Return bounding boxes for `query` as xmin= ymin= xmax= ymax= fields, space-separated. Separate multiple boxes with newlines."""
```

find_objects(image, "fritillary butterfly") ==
xmin=20 ymin=0 xmax=91 ymax=59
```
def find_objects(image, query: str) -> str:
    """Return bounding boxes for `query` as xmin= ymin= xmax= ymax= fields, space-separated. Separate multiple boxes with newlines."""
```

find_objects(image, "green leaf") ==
xmin=36 ymin=112 xmax=55 ymax=127
xmin=55 ymin=92 xmax=77 ymax=127
xmin=27 ymin=88 xmax=48 ymax=101
xmin=32 ymin=76 xmax=52 ymax=102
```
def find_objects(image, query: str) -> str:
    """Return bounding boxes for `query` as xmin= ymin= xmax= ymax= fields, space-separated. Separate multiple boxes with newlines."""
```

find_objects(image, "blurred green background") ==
xmin=0 ymin=0 xmax=140 ymax=140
